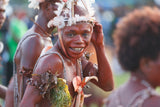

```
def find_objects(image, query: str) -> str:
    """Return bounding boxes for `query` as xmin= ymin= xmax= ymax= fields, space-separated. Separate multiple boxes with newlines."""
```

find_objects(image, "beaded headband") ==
xmin=47 ymin=0 xmax=96 ymax=29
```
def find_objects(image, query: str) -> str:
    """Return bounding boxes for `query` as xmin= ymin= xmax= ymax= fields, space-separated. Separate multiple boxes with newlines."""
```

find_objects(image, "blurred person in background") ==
xmin=105 ymin=7 xmax=160 ymax=107
xmin=0 ymin=0 xmax=9 ymax=73
xmin=5 ymin=0 xmax=61 ymax=106
xmin=4 ymin=9 xmax=28 ymax=86
xmin=0 ymin=0 xmax=8 ymax=29
xmin=0 ymin=3 xmax=12 ymax=87
xmin=0 ymin=0 xmax=9 ymax=103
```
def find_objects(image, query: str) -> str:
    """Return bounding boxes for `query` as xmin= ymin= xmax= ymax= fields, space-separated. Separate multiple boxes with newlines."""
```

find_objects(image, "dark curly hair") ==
xmin=113 ymin=7 xmax=160 ymax=72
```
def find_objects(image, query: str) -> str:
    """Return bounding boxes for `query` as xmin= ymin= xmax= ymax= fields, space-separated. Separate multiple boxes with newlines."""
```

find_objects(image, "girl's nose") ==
xmin=0 ymin=12 xmax=5 ymax=20
xmin=75 ymin=35 xmax=84 ymax=44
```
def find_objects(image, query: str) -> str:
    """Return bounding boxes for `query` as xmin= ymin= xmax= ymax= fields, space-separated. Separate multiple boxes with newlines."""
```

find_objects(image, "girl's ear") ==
xmin=139 ymin=57 xmax=151 ymax=73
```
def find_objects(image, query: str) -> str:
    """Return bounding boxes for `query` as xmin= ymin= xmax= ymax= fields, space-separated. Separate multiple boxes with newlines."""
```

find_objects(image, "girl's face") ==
xmin=44 ymin=0 xmax=60 ymax=22
xmin=61 ymin=23 xmax=93 ymax=59
xmin=143 ymin=53 xmax=160 ymax=88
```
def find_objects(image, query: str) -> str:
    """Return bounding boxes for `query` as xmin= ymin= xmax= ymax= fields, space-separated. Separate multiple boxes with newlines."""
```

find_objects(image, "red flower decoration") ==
xmin=73 ymin=76 xmax=98 ymax=93
xmin=72 ymin=76 xmax=98 ymax=107
xmin=63 ymin=0 xmax=67 ymax=2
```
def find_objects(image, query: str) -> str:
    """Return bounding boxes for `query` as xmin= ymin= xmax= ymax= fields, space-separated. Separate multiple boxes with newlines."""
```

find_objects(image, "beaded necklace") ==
xmin=111 ymin=76 xmax=158 ymax=107
xmin=126 ymin=77 xmax=157 ymax=107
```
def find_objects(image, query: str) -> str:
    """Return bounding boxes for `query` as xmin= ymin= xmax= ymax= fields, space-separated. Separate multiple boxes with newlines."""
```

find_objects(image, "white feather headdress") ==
xmin=0 ymin=0 xmax=9 ymax=8
xmin=28 ymin=0 xmax=45 ymax=9
xmin=47 ymin=0 xmax=96 ymax=29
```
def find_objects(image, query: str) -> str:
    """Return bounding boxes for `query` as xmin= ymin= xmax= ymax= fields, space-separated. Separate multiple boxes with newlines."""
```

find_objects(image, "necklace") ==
xmin=110 ymin=76 xmax=158 ymax=107
xmin=77 ymin=58 xmax=83 ymax=80
xmin=30 ymin=18 xmax=52 ymax=38
xmin=131 ymin=76 xmax=154 ymax=89
xmin=126 ymin=76 xmax=157 ymax=107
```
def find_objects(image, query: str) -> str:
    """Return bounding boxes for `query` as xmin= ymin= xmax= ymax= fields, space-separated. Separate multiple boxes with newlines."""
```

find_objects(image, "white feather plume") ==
xmin=0 ymin=0 xmax=9 ymax=8
xmin=54 ymin=2 xmax=65 ymax=16
xmin=28 ymin=0 xmax=45 ymax=9
xmin=47 ymin=0 xmax=96 ymax=29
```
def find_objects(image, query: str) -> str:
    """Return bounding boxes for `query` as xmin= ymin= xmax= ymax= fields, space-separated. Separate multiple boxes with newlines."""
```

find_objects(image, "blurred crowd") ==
xmin=0 ymin=5 xmax=33 ymax=86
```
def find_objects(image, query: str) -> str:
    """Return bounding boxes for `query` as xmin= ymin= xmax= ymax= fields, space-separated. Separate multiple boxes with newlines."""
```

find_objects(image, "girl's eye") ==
xmin=67 ymin=33 xmax=74 ymax=37
xmin=0 ymin=9 xmax=5 ymax=13
xmin=82 ymin=33 xmax=90 ymax=37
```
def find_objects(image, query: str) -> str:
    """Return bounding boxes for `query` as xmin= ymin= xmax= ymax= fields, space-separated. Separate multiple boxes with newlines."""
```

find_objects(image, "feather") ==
xmin=47 ymin=0 xmax=96 ymax=28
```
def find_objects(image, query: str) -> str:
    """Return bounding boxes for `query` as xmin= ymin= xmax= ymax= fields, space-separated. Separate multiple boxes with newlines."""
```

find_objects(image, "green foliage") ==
xmin=113 ymin=73 xmax=130 ymax=88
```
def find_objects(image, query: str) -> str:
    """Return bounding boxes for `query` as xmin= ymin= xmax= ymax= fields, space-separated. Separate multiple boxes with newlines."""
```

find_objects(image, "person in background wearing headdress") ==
xmin=0 ymin=0 xmax=9 ymax=101
xmin=0 ymin=0 xmax=8 ymax=29
xmin=105 ymin=7 xmax=160 ymax=107
xmin=5 ymin=0 xmax=61 ymax=106
xmin=20 ymin=0 xmax=113 ymax=107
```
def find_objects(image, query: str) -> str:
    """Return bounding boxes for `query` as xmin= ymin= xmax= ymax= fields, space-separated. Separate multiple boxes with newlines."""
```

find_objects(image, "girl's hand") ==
xmin=91 ymin=22 xmax=104 ymax=47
